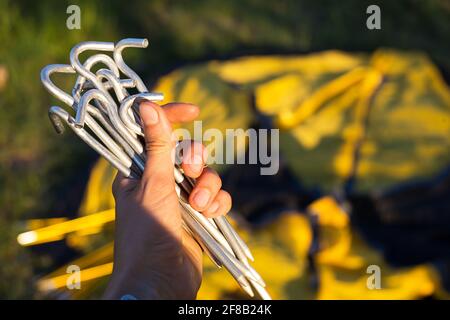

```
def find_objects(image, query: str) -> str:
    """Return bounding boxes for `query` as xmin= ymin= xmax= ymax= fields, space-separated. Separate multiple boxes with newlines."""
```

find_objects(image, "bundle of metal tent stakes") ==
xmin=40 ymin=38 xmax=270 ymax=300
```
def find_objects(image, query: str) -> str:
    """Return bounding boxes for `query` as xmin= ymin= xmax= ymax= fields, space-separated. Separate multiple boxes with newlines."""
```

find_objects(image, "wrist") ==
xmin=103 ymin=268 xmax=161 ymax=300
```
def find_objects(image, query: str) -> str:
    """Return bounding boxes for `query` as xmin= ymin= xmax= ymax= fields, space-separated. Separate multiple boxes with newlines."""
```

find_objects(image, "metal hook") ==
xmin=71 ymin=53 xmax=137 ymax=98
xmin=95 ymin=68 xmax=140 ymax=139
xmin=119 ymin=92 xmax=164 ymax=136
xmin=96 ymin=68 xmax=129 ymax=102
xmin=41 ymin=64 xmax=133 ymax=168
xmin=70 ymin=41 xmax=115 ymax=94
xmin=69 ymin=41 xmax=144 ymax=157
xmin=77 ymin=89 xmax=146 ymax=172
xmin=70 ymin=41 xmax=134 ymax=124
xmin=41 ymin=64 xmax=77 ymax=108
xmin=114 ymin=38 xmax=149 ymax=92
xmin=72 ymin=53 xmax=121 ymax=99
xmin=93 ymin=68 xmax=139 ymax=141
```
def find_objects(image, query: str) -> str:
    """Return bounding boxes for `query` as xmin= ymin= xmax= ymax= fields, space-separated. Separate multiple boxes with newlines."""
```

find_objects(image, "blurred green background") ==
xmin=0 ymin=0 xmax=449 ymax=298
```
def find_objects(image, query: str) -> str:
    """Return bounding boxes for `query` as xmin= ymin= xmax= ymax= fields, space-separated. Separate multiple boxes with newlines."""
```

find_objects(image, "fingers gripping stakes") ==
xmin=40 ymin=38 xmax=270 ymax=300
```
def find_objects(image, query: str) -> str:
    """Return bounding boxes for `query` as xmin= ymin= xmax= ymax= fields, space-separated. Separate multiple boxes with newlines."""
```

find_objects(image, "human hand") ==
xmin=103 ymin=101 xmax=232 ymax=299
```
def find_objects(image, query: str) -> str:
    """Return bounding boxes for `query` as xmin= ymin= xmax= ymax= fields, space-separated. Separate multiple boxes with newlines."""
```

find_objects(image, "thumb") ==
xmin=139 ymin=101 xmax=175 ymax=183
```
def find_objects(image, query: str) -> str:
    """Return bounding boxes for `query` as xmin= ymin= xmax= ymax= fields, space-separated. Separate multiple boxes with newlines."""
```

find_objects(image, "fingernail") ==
xmin=190 ymin=154 xmax=204 ymax=173
xmin=193 ymin=189 xmax=210 ymax=208
xmin=140 ymin=103 xmax=159 ymax=125
xmin=208 ymin=201 xmax=220 ymax=214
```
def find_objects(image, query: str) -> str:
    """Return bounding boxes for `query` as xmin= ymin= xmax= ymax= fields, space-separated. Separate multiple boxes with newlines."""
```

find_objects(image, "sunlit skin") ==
xmin=103 ymin=101 xmax=232 ymax=299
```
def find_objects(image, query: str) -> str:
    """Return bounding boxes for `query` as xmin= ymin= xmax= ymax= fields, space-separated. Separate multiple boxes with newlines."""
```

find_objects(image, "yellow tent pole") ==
xmin=38 ymin=262 xmax=114 ymax=292
xmin=40 ymin=242 xmax=114 ymax=282
xmin=17 ymin=208 xmax=115 ymax=246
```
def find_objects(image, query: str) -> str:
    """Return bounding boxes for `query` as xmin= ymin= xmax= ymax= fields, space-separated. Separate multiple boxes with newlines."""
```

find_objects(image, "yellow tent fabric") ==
xmin=199 ymin=196 xmax=446 ymax=300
